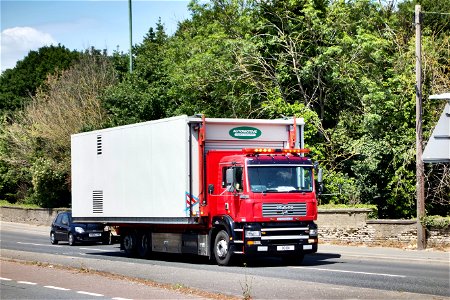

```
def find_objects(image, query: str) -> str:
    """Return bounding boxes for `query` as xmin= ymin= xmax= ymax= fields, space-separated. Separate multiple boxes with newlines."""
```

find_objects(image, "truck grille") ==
xmin=262 ymin=203 xmax=307 ymax=217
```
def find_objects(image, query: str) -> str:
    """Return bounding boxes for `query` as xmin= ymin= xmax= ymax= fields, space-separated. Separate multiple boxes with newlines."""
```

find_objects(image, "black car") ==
xmin=50 ymin=211 xmax=111 ymax=246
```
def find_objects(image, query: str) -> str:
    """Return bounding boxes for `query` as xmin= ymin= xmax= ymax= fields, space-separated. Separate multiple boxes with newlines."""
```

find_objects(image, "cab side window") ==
xmin=221 ymin=167 xmax=228 ymax=188
xmin=235 ymin=167 xmax=243 ymax=191
xmin=221 ymin=166 xmax=243 ymax=191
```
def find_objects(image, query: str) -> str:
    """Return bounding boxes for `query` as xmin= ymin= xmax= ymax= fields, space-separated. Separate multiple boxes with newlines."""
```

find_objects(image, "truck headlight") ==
xmin=309 ymin=228 xmax=318 ymax=236
xmin=75 ymin=226 xmax=85 ymax=234
xmin=245 ymin=230 xmax=261 ymax=238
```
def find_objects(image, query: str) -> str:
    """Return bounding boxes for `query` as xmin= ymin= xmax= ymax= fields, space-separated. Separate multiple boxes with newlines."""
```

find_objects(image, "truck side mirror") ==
xmin=317 ymin=168 xmax=324 ymax=195
xmin=226 ymin=168 xmax=234 ymax=185
xmin=225 ymin=168 xmax=236 ymax=192
xmin=317 ymin=168 xmax=323 ymax=183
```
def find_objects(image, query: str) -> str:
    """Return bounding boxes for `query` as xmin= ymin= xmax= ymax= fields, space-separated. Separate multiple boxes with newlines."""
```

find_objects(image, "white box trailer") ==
xmin=71 ymin=115 xmax=321 ymax=265
xmin=71 ymin=115 xmax=305 ymax=223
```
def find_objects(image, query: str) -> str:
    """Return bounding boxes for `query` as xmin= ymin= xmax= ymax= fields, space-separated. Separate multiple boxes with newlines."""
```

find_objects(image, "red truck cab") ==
xmin=204 ymin=148 xmax=318 ymax=265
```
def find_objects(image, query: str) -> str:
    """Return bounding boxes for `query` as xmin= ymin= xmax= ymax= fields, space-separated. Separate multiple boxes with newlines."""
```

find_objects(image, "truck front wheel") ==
xmin=214 ymin=230 xmax=232 ymax=266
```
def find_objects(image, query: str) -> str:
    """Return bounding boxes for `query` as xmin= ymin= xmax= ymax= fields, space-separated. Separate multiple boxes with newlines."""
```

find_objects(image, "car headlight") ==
xmin=245 ymin=230 xmax=261 ymax=238
xmin=74 ymin=226 xmax=85 ymax=234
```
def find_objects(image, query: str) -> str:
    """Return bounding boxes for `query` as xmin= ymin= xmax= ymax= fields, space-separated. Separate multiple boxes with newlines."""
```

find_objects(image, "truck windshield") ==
xmin=247 ymin=166 xmax=313 ymax=193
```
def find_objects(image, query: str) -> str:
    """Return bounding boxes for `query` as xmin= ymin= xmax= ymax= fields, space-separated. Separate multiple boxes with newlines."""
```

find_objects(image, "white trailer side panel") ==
xmin=71 ymin=115 xmax=193 ymax=220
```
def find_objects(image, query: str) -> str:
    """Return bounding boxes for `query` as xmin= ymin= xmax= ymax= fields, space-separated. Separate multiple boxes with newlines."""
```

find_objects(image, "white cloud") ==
xmin=1 ymin=27 xmax=57 ymax=72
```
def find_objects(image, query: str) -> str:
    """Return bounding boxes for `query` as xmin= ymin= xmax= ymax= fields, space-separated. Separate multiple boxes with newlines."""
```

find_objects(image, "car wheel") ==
xmin=68 ymin=233 xmax=76 ymax=246
xmin=50 ymin=232 xmax=58 ymax=245
xmin=214 ymin=230 xmax=233 ymax=266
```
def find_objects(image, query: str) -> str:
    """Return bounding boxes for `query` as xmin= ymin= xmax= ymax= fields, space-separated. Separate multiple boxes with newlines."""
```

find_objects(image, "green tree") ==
xmin=0 ymin=45 xmax=80 ymax=114
xmin=103 ymin=20 xmax=169 ymax=125
xmin=0 ymin=51 xmax=117 ymax=206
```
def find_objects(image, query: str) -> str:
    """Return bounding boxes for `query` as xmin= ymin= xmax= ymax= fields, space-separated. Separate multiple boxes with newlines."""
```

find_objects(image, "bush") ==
xmin=28 ymin=158 xmax=70 ymax=208
xmin=421 ymin=215 xmax=450 ymax=229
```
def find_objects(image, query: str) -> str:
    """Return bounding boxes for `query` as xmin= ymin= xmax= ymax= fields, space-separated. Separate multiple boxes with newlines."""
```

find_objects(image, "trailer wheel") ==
xmin=214 ymin=230 xmax=232 ymax=266
xmin=137 ymin=233 xmax=151 ymax=258
xmin=122 ymin=233 xmax=137 ymax=256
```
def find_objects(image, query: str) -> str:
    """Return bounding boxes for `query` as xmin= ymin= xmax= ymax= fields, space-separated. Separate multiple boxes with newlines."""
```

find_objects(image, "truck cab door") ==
xmin=207 ymin=165 xmax=242 ymax=218
xmin=222 ymin=166 xmax=243 ymax=217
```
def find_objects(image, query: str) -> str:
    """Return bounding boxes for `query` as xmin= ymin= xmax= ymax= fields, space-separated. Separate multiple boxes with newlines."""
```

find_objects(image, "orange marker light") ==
xmin=243 ymin=148 xmax=310 ymax=155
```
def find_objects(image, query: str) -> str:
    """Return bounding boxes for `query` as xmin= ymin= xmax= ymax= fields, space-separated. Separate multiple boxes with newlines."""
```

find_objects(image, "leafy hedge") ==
xmin=421 ymin=215 xmax=450 ymax=229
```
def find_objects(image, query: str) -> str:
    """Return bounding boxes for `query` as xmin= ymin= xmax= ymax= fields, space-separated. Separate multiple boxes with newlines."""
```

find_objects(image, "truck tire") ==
xmin=214 ymin=230 xmax=233 ymax=266
xmin=137 ymin=233 xmax=151 ymax=258
xmin=122 ymin=232 xmax=137 ymax=256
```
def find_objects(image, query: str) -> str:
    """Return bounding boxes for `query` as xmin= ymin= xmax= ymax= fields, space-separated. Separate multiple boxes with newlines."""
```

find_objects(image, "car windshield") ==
xmin=248 ymin=166 xmax=313 ymax=193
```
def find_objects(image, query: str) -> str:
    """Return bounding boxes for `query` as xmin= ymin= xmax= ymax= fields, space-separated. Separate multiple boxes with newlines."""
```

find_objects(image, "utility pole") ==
xmin=415 ymin=4 xmax=426 ymax=250
xmin=128 ymin=0 xmax=133 ymax=74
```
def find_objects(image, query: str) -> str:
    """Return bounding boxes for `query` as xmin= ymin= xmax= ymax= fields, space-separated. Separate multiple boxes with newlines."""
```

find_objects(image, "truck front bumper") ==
xmin=242 ymin=240 xmax=318 ymax=256
xmin=231 ymin=222 xmax=318 ymax=257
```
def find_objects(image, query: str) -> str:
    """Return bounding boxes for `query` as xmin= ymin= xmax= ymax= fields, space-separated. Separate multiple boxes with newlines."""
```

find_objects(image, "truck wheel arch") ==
xmin=210 ymin=215 xmax=236 ymax=265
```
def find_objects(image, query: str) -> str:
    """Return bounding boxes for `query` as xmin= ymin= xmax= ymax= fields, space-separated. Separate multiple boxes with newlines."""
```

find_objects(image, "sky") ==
xmin=1 ymin=0 xmax=192 ymax=72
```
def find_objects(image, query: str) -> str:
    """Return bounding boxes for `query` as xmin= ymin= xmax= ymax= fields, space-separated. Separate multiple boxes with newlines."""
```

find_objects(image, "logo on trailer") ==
xmin=229 ymin=126 xmax=262 ymax=139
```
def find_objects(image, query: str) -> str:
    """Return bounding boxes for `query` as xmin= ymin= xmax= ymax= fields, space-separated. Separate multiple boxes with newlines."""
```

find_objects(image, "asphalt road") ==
xmin=1 ymin=221 xmax=449 ymax=299
xmin=1 ymin=260 xmax=204 ymax=300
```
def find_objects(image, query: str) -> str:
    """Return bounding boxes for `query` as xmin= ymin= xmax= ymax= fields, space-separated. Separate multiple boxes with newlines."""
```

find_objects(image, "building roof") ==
xmin=423 ymin=93 xmax=450 ymax=163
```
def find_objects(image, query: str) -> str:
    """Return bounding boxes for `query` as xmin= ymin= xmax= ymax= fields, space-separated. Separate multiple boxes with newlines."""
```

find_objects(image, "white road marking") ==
xmin=17 ymin=281 xmax=37 ymax=285
xmin=79 ymin=247 xmax=111 ymax=252
xmin=337 ymin=252 xmax=447 ymax=264
xmin=77 ymin=291 xmax=104 ymax=297
xmin=5 ymin=278 xmax=127 ymax=299
xmin=44 ymin=285 xmax=71 ymax=291
xmin=17 ymin=242 xmax=62 ymax=248
xmin=292 ymin=266 xmax=407 ymax=278
xmin=16 ymin=242 xmax=111 ymax=253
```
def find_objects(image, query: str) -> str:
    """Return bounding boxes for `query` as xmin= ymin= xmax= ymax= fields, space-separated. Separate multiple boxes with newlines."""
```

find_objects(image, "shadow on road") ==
xmin=85 ymin=247 xmax=342 ymax=268
xmin=241 ymin=252 xmax=342 ymax=268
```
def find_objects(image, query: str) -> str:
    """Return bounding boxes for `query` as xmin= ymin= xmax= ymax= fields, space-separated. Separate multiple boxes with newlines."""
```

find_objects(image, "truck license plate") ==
xmin=277 ymin=245 xmax=294 ymax=251
xmin=89 ymin=233 xmax=101 ymax=237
